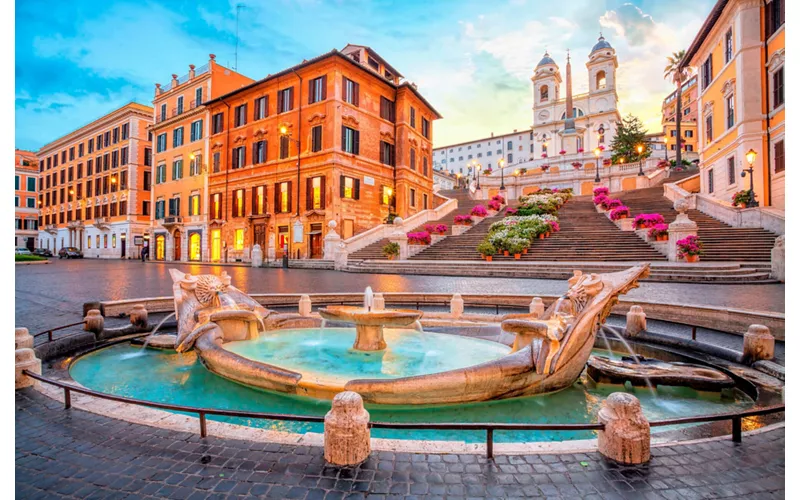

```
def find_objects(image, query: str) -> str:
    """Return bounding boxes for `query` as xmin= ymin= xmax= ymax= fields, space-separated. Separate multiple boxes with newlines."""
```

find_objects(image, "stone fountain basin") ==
xmin=317 ymin=306 xmax=422 ymax=326
xmin=587 ymin=355 xmax=736 ymax=392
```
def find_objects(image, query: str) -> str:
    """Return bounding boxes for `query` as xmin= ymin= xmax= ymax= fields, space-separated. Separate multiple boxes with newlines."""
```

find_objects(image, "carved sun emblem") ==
xmin=195 ymin=275 xmax=228 ymax=305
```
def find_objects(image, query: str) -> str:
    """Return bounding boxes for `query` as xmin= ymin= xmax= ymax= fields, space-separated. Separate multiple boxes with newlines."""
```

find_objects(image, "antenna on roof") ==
xmin=234 ymin=3 xmax=244 ymax=71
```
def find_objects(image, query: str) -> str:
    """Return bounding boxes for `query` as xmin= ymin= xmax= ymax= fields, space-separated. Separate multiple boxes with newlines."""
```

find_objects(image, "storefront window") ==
xmin=112 ymin=234 xmax=116 ymax=248
xmin=210 ymin=230 xmax=221 ymax=261
xmin=234 ymin=229 xmax=244 ymax=250
xmin=189 ymin=232 xmax=201 ymax=261
xmin=155 ymin=234 xmax=166 ymax=260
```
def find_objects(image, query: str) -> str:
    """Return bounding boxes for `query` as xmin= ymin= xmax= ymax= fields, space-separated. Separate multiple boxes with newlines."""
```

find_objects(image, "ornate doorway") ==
xmin=253 ymin=223 xmax=266 ymax=250
xmin=173 ymin=230 xmax=182 ymax=261
xmin=188 ymin=232 xmax=201 ymax=261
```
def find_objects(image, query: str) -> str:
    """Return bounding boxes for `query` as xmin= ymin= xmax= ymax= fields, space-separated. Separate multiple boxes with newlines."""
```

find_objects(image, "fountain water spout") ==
xmin=363 ymin=287 xmax=374 ymax=313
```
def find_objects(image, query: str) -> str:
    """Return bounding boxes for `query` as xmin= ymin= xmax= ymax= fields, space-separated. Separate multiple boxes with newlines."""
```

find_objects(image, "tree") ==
xmin=609 ymin=114 xmax=651 ymax=164
xmin=664 ymin=50 xmax=689 ymax=168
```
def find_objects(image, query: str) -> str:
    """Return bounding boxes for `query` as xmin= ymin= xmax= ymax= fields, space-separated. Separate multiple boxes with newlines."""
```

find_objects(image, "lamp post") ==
xmin=593 ymin=147 xmax=601 ymax=183
xmin=475 ymin=161 xmax=481 ymax=190
xmin=637 ymin=144 xmax=645 ymax=176
xmin=742 ymin=149 xmax=759 ymax=208
xmin=663 ymin=136 xmax=668 ymax=160
xmin=498 ymin=158 xmax=506 ymax=191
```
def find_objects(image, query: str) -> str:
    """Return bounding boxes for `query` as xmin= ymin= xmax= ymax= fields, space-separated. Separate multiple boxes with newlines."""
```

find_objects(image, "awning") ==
xmin=306 ymin=230 xmax=322 ymax=235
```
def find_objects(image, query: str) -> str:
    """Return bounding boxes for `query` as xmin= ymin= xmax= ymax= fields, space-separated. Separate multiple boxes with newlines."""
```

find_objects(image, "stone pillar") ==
xmin=667 ymin=198 xmax=697 ymax=262
xmin=529 ymin=297 xmax=545 ymax=318
xmin=323 ymin=221 xmax=342 ymax=260
xmin=251 ymin=244 xmax=263 ymax=267
xmin=333 ymin=243 xmax=348 ymax=271
xmin=742 ymin=324 xmax=775 ymax=365
xmin=129 ymin=304 xmax=149 ymax=329
xmin=15 ymin=348 xmax=41 ymax=389
xmin=372 ymin=293 xmax=385 ymax=311
xmin=324 ymin=391 xmax=371 ymax=466
xmin=771 ymin=235 xmax=784 ymax=282
xmin=625 ymin=306 xmax=647 ymax=337
xmin=83 ymin=309 xmax=104 ymax=335
xmin=388 ymin=232 xmax=409 ymax=261
xmin=267 ymin=233 xmax=276 ymax=262
xmin=597 ymin=392 xmax=651 ymax=465
xmin=450 ymin=293 xmax=464 ymax=318
xmin=298 ymin=295 xmax=312 ymax=317
xmin=15 ymin=328 xmax=33 ymax=350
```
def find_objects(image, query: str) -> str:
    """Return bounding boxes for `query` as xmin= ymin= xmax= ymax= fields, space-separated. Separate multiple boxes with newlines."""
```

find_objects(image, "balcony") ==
xmin=67 ymin=220 xmax=85 ymax=229
xmin=94 ymin=217 xmax=110 ymax=229
xmin=162 ymin=216 xmax=183 ymax=228
xmin=45 ymin=224 xmax=58 ymax=234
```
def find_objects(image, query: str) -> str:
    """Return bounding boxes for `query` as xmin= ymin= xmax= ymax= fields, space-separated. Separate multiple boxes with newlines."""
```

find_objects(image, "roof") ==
xmin=205 ymin=49 xmax=441 ymax=119
xmin=536 ymin=52 xmax=557 ymax=67
xmin=680 ymin=0 xmax=729 ymax=69
xmin=591 ymin=35 xmax=613 ymax=53
xmin=341 ymin=44 xmax=404 ymax=78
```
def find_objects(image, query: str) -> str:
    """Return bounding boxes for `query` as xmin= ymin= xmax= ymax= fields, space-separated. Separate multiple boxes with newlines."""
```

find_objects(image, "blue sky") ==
xmin=15 ymin=0 xmax=715 ymax=151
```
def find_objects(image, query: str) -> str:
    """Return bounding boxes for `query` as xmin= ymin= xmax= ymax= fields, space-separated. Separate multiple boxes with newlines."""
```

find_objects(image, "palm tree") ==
xmin=664 ymin=50 xmax=689 ymax=169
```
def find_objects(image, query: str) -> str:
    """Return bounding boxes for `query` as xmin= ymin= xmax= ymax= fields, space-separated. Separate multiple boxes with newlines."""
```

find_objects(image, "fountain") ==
xmin=587 ymin=355 xmax=736 ymax=392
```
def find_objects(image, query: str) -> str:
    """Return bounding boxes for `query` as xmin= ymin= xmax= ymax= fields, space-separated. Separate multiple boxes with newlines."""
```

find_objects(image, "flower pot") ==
xmin=523 ymin=248 xmax=528 ymax=254
xmin=538 ymin=233 xmax=545 ymax=240
xmin=545 ymin=232 xmax=551 ymax=238
xmin=503 ymin=250 xmax=509 ymax=256
xmin=738 ymin=203 xmax=746 ymax=209
xmin=514 ymin=253 xmax=521 ymax=259
xmin=656 ymin=234 xmax=668 ymax=242
xmin=387 ymin=255 xmax=395 ymax=260
xmin=485 ymin=255 xmax=492 ymax=262
xmin=685 ymin=254 xmax=699 ymax=263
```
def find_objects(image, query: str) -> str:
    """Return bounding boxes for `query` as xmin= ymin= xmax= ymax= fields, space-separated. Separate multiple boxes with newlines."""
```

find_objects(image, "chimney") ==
xmin=189 ymin=64 xmax=196 ymax=79
xmin=155 ymin=83 xmax=162 ymax=96
xmin=171 ymin=74 xmax=179 ymax=87
xmin=491 ymin=132 xmax=494 ymax=138
xmin=411 ymin=82 xmax=418 ymax=89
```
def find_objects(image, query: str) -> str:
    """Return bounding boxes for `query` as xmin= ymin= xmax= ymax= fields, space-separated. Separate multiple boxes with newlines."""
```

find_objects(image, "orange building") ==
xmin=682 ymin=0 xmax=784 ymax=208
xmin=15 ymin=149 xmax=39 ymax=250
xmin=149 ymin=55 xmax=254 ymax=262
xmin=37 ymin=103 xmax=153 ymax=257
xmin=203 ymin=44 xmax=441 ymax=263
xmin=661 ymin=75 xmax=699 ymax=155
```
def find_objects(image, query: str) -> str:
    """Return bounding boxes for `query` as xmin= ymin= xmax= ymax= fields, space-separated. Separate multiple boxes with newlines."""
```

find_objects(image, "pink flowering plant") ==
xmin=541 ymin=165 xmax=550 ymax=171
xmin=471 ymin=205 xmax=489 ymax=217
xmin=648 ymin=224 xmax=669 ymax=239
xmin=609 ymin=206 xmax=631 ymax=220
xmin=454 ymin=215 xmax=473 ymax=225
xmin=676 ymin=235 xmax=704 ymax=258
xmin=593 ymin=194 xmax=610 ymax=207
xmin=577 ymin=148 xmax=584 ymax=153
xmin=593 ymin=186 xmax=609 ymax=197
xmin=559 ymin=149 xmax=567 ymax=155
xmin=634 ymin=213 xmax=665 ymax=228
xmin=424 ymin=224 xmax=448 ymax=235
xmin=505 ymin=207 xmax=518 ymax=215
xmin=572 ymin=161 xmax=582 ymax=169
xmin=488 ymin=199 xmax=502 ymax=211
xmin=406 ymin=231 xmax=431 ymax=245
xmin=491 ymin=194 xmax=506 ymax=204
xmin=547 ymin=220 xmax=561 ymax=232
xmin=541 ymin=153 xmax=548 ymax=158
xmin=606 ymin=198 xmax=623 ymax=209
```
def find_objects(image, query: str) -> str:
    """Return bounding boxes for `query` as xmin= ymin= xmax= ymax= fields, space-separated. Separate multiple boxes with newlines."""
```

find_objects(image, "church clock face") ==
xmin=538 ymin=110 xmax=550 ymax=122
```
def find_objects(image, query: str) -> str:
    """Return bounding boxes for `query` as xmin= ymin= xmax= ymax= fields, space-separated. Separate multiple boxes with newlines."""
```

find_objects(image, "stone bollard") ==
xmin=298 ymin=295 xmax=312 ymax=317
xmin=771 ymin=235 xmax=784 ymax=282
xmin=625 ymin=306 xmax=647 ymax=337
xmin=450 ymin=293 xmax=464 ymax=318
xmin=333 ymin=244 xmax=349 ymax=271
xmin=742 ymin=324 xmax=775 ymax=364
xmin=597 ymin=392 xmax=651 ymax=464
xmin=251 ymin=244 xmax=264 ymax=268
xmin=529 ymin=297 xmax=545 ymax=318
xmin=84 ymin=309 xmax=104 ymax=335
xmin=667 ymin=198 xmax=698 ymax=262
xmin=372 ymin=293 xmax=385 ymax=311
xmin=129 ymin=304 xmax=149 ymax=329
xmin=324 ymin=391 xmax=371 ymax=466
xmin=15 ymin=348 xmax=42 ymax=389
xmin=15 ymin=328 xmax=33 ymax=349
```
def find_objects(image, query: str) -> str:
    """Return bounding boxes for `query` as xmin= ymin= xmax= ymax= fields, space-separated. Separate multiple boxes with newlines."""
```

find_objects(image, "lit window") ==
xmin=343 ymin=177 xmax=354 ymax=199
xmin=280 ymin=182 xmax=289 ymax=212
xmin=234 ymin=229 xmax=244 ymax=250
xmin=312 ymin=177 xmax=322 ymax=209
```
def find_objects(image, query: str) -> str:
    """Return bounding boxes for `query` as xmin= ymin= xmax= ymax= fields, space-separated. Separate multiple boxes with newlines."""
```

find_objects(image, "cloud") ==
xmin=599 ymin=3 xmax=656 ymax=47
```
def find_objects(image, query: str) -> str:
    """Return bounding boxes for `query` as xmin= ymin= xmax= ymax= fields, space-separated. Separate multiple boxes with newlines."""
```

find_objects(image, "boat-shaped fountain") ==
xmin=148 ymin=265 xmax=651 ymax=404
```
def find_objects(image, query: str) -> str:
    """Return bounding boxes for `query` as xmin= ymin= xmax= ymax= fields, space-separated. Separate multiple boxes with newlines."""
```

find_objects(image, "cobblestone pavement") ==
xmin=16 ymin=259 xmax=784 ymax=334
xmin=15 ymin=389 xmax=784 ymax=499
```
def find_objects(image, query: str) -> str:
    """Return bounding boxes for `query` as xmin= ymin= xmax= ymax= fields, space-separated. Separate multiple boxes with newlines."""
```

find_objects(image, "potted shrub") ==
xmin=541 ymin=153 xmax=548 ymax=158
xmin=609 ymin=206 xmax=631 ymax=220
xmin=471 ymin=205 xmax=489 ymax=218
xmin=424 ymin=224 xmax=437 ymax=234
xmin=677 ymin=235 xmax=704 ymax=263
xmin=606 ymin=199 xmax=623 ymax=210
xmin=732 ymin=190 xmax=753 ymax=208
xmin=406 ymin=231 xmax=431 ymax=245
xmin=634 ymin=213 xmax=665 ymax=229
xmin=434 ymin=224 xmax=447 ymax=235
xmin=572 ymin=161 xmax=582 ymax=169
xmin=577 ymin=148 xmax=584 ymax=153
xmin=454 ymin=215 xmax=473 ymax=225
xmin=541 ymin=165 xmax=550 ymax=172
xmin=507 ymin=237 xmax=528 ymax=260
xmin=477 ymin=241 xmax=496 ymax=262
xmin=505 ymin=207 xmax=518 ymax=215
xmin=492 ymin=194 xmax=506 ymax=204
xmin=559 ymin=149 xmax=567 ymax=155
xmin=547 ymin=220 xmax=560 ymax=237
xmin=593 ymin=186 xmax=609 ymax=197
xmin=382 ymin=242 xmax=400 ymax=260
xmin=488 ymin=199 xmax=502 ymax=211
xmin=648 ymin=224 xmax=669 ymax=242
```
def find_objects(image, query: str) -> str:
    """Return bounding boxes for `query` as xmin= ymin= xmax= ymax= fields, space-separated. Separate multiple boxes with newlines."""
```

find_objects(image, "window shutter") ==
xmin=176 ymin=198 xmax=181 ymax=216
xmin=320 ymin=176 xmax=326 ymax=208
xmin=391 ymin=144 xmax=396 ymax=166
xmin=252 ymin=143 xmax=258 ymax=165
xmin=231 ymin=191 xmax=237 ymax=217
xmin=306 ymin=177 xmax=313 ymax=210
xmin=288 ymin=87 xmax=294 ymax=111
xmin=287 ymin=181 xmax=293 ymax=212
xmin=277 ymin=92 xmax=283 ymax=113
xmin=340 ymin=175 xmax=345 ymax=198
xmin=252 ymin=186 xmax=258 ymax=214
xmin=354 ymin=179 xmax=360 ymax=200
xmin=354 ymin=130 xmax=360 ymax=155
xmin=354 ymin=82 xmax=359 ymax=107
xmin=341 ymin=126 xmax=346 ymax=152
xmin=321 ymin=75 xmax=327 ymax=100
xmin=380 ymin=142 xmax=385 ymax=164
xmin=308 ymin=79 xmax=314 ymax=104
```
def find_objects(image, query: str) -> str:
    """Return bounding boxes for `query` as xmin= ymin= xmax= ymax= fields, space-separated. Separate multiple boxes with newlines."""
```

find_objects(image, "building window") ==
xmin=173 ymin=127 xmax=184 ymax=148
xmin=276 ymin=181 xmax=291 ymax=213
xmin=422 ymin=118 xmax=430 ymax=139
xmin=380 ymin=141 xmax=395 ymax=166
xmin=507 ymin=141 xmax=512 ymax=151
xmin=381 ymin=185 xmax=393 ymax=205
xmin=189 ymin=155 xmax=202 ymax=176
xmin=767 ymin=0 xmax=784 ymax=38
xmin=212 ymin=112 xmax=225 ymax=134
xmin=155 ymin=199 xmax=165 ymax=219
xmin=340 ymin=176 xmax=359 ymax=200
xmin=409 ymin=188 xmax=416 ymax=208
xmin=156 ymin=133 xmax=167 ymax=153
xmin=705 ymin=114 xmax=713 ymax=143
xmin=686 ymin=144 xmax=694 ymax=152
xmin=195 ymin=87 xmax=203 ymax=106
xmin=234 ymin=104 xmax=247 ymax=127
xmin=212 ymin=152 xmax=220 ymax=173
xmin=343 ymin=77 xmax=359 ymax=106
xmin=670 ymin=130 xmax=677 ymax=137
xmin=232 ymin=146 xmax=246 ymax=169
xmin=27 ymin=177 xmax=36 ymax=192
xmin=278 ymin=87 xmax=293 ymax=113
xmin=701 ymin=55 xmax=713 ymax=90
xmin=190 ymin=120 xmax=203 ymax=141
xmin=254 ymin=96 xmax=267 ymax=120
xmin=172 ymin=159 xmax=183 ymax=180
xmin=232 ymin=189 xmax=245 ymax=217
xmin=380 ymin=97 xmax=395 ymax=121
xmin=144 ymin=148 xmax=152 ymax=166
xmin=156 ymin=164 xmax=166 ymax=184
xmin=252 ymin=185 xmax=267 ymax=215
xmin=727 ymin=157 xmax=736 ymax=185
xmin=234 ymin=229 xmax=245 ymax=250
xmin=342 ymin=126 xmax=360 ymax=155
xmin=410 ymin=107 xmax=416 ymax=128
xmin=540 ymin=85 xmax=548 ymax=102
xmin=724 ymin=28 xmax=733 ymax=64
xmin=410 ymin=148 xmax=416 ymax=170
xmin=87 ymin=141 xmax=93 ymax=154
xmin=774 ymin=140 xmax=785 ymax=173
xmin=311 ymin=125 xmax=323 ymax=153
xmin=253 ymin=140 xmax=267 ymax=164
xmin=773 ymin=67 xmax=784 ymax=109
xmin=423 ymin=157 xmax=428 ymax=177
xmin=726 ymin=95 xmax=735 ymax=129
xmin=308 ymin=75 xmax=327 ymax=104
xmin=121 ymin=147 xmax=128 ymax=165
xmin=685 ymin=130 xmax=693 ymax=138
xmin=307 ymin=176 xmax=325 ymax=209
xmin=507 ymin=153 xmax=513 ymax=163
xmin=143 ymin=171 xmax=151 ymax=191
xmin=176 ymin=96 xmax=184 ymax=115
xmin=423 ymin=193 xmax=429 ymax=210
xmin=210 ymin=193 xmax=221 ymax=219
xmin=707 ymin=169 xmax=714 ymax=193
xmin=280 ymin=136 xmax=290 ymax=159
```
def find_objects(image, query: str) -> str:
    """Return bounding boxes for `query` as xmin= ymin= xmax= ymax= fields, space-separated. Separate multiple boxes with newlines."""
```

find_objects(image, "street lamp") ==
xmin=593 ymin=147 xmax=601 ymax=183
xmin=498 ymin=158 xmax=506 ymax=190
xmin=637 ymin=144 xmax=645 ymax=176
xmin=663 ymin=136 xmax=668 ymax=160
xmin=741 ymin=149 xmax=759 ymax=208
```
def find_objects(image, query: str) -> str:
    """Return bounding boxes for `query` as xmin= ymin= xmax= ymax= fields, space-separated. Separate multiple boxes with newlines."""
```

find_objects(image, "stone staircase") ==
xmin=349 ymin=190 xmax=484 ymax=260
xmin=617 ymin=186 xmax=777 ymax=263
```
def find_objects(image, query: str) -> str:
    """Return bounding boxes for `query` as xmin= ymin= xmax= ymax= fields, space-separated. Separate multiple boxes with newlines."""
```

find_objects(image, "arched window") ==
xmin=189 ymin=232 xmax=201 ymax=261
xmin=560 ymin=108 xmax=585 ymax=119
xmin=596 ymin=70 xmax=607 ymax=89
xmin=597 ymin=125 xmax=606 ymax=144
xmin=540 ymin=85 xmax=549 ymax=102
xmin=507 ymin=141 xmax=513 ymax=151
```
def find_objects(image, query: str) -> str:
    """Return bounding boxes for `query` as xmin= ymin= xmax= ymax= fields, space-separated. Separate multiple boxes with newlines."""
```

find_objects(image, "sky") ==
xmin=15 ymin=0 xmax=715 ymax=152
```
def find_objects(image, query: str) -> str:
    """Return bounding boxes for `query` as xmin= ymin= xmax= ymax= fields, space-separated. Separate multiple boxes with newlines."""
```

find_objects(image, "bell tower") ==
xmin=586 ymin=34 xmax=618 ymax=95
xmin=531 ymin=51 xmax=561 ymax=126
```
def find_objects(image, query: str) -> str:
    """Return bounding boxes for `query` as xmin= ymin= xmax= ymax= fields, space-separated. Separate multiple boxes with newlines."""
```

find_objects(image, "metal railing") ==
xmin=31 ymin=321 xmax=88 ymax=343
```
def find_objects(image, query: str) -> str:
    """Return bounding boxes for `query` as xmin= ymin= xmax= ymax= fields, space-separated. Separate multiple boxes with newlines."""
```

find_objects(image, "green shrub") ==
xmin=15 ymin=254 xmax=45 ymax=262
xmin=382 ymin=242 xmax=400 ymax=257
xmin=477 ymin=241 xmax=496 ymax=257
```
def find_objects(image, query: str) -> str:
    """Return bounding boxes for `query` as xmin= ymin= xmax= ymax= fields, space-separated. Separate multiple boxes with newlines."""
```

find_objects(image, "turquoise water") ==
xmin=224 ymin=328 xmax=511 ymax=385
xmin=70 ymin=341 xmax=755 ymax=443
